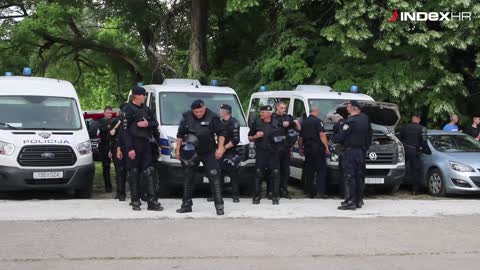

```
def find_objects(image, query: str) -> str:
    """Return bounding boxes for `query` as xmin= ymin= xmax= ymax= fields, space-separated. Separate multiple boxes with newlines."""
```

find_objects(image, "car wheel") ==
xmin=428 ymin=168 xmax=446 ymax=197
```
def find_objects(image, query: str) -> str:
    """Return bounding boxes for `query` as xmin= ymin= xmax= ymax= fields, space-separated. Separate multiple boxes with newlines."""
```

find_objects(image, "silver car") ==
xmin=421 ymin=130 xmax=480 ymax=196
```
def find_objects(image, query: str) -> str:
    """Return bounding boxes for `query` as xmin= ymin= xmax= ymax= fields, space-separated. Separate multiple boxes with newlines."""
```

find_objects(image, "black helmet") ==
xmin=222 ymin=154 xmax=242 ymax=173
xmin=286 ymin=128 xmax=298 ymax=147
xmin=180 ymin=134 xmax=200 ymax=167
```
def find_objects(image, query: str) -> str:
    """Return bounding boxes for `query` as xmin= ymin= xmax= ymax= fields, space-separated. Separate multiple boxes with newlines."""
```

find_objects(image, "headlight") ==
xmin=398 ymin=143 xmax=405 ymax=162
xmin=0 ymin=141 xmax=15 ymax=155
xmin=77 ymin=140 xmax=92 ymax=155
xmin=248 ymin=142 xmax=256 ymax=159
xmin=449 ymin=161 xmax=475 ymax=172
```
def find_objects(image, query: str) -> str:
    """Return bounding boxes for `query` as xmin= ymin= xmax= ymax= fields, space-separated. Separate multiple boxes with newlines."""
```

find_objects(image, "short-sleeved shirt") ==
xmin=464 ymin=125 xmax=480 ymax=139
xmin=300 ymin=115 xmax=325 ymax=147
xmin=443 ymin=124 xmax=459 ymax=132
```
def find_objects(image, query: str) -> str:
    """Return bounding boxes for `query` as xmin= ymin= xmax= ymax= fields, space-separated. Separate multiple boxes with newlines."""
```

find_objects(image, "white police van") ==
xmin=132 ymin=79 xmax=255 ymax=195
xmin=0 ymin=74 xmax=94 ymax=198
xmin=247 ymin=85 xmax=405 ymax=193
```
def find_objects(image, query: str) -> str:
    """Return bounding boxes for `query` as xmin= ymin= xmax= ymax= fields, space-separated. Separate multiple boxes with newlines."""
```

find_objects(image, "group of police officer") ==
xmin=99 ymin=85 xmax=422 ymax=214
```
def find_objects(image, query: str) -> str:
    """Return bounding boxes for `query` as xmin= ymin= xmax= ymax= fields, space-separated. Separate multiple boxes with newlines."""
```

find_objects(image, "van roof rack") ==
xmin=162 ymin=79 xmax=201 ymax=86
xmin=295 ymin=85 xmax=333 ymax=92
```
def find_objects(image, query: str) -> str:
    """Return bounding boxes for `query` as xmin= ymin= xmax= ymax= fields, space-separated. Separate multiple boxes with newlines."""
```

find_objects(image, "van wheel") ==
xmin=75 ymin=185 xmax=93 ymax=199
xmin=428 ymin=169 xmax=446 ymax=197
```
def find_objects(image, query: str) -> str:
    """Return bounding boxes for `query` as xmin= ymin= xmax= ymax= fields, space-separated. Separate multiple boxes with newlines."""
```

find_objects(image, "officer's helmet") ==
xmin=180 ymin=134 xmax=200 ymax=167
xmin=286 ymin=128 xmax=299 ymax=147
xmin=222 ymin=154 xmax=242 ymax=173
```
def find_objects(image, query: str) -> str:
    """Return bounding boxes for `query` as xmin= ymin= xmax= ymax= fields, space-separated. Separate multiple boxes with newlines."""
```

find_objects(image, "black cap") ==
xmin=220 ymin=104 xmax=232 ymax=112
xmin=131 ymin=86 xmax=146 ymax=96
xmin=191 ymin=99 xmax=205 ymax=109
xmin=348 ymin=100 xmax=361 ymax=109
xmin=260 ymin=105 xmax=273 ymax=112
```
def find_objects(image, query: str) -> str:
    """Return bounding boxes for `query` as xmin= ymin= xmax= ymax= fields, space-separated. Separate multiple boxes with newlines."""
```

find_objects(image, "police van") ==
xmin=0 ymin=75 xmax=95 ymax=198
xmin=247 ymin=85 xmax=405 ymax=193
xmin=131 ymin=79 xmax=255 ymax=195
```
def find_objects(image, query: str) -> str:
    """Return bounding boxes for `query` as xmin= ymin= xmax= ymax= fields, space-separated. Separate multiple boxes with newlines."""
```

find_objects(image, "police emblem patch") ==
xmin=343 ymin=124 xmax=349 ymax=131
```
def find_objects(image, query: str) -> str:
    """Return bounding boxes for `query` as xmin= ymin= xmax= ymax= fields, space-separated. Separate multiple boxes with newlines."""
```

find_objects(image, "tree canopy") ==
xmin=1 ymin=0 xmax=479 ymax=127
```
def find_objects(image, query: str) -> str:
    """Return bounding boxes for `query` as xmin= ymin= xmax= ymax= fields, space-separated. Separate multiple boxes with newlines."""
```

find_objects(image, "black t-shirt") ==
xmin=300 ymin=115 xmax=325 ymax=146
xmin=398 ymin=122 xmax=426 ymax=148
xmin=464 ymin=125 xmax=480 ymax=139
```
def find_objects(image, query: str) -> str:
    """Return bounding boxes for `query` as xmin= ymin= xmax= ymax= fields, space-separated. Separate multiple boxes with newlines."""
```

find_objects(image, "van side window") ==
xmin=248 ymin=98 xmax=262 ymax=126
xmin=293 ymin=99 xmax=306 ymax=122
xmin=149 ymin=93 xmax=157 ymax=120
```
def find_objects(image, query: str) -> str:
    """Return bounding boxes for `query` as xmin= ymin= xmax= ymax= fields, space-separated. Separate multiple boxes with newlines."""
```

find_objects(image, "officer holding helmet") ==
xmin=123 ymin=86 xmax=163 ymax=211
xmin=175 ymin=99 xmax=225 ymax=215
xmin=215 ymin=104 xmax=241 ymax=203
xmin=248 ymin=105 xmax=283 ymax=205
xmin=334 ymin=100 xmax=372 ymax=210
xmin=110 ymin=103 xmax=127 ymax=201
xmin=272 ymin=101 xmax=299 ymax=199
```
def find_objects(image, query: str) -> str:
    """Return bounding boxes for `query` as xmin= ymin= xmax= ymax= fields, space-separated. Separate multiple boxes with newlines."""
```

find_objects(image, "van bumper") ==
xmin=327 ymin=162 xmax=405 ymax=187
xmin=157 ymin=160 xmax=256 ymax=187
xmin=0 ymin=164 xmax=95 ymax=191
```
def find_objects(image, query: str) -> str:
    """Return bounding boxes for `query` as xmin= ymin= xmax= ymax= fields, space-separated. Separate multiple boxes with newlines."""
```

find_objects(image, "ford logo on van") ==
xmin=41 ymin=152 xmax=55 ymax=159
xmin=38 ymin=132 xmax=51 ymax=139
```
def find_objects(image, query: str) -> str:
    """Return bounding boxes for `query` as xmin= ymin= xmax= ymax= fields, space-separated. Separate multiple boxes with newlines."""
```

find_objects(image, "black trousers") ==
xmin=126 ymin=138 xmax=153 ymax=202
xmin=182 ymin=152 xmax=223 ymax=206
xmin=278 ymin=148 xmax=291 ymax=193
xmin=254 ymin=148 xmax=280 ymax=199
xmin=304 ymin=143 xmax=327 ymax=196
xmin=113 ymin=147 xmax=127 ymax=197
xmin=342 ymin=148 xmax=365 ymax=204
xmin=100 ymin=146 xmax=112 ymax=190
xmin=405 ymin=146 xmax=421 ymax=192
xmin=221 ymin=150 xmax=240 ymax=198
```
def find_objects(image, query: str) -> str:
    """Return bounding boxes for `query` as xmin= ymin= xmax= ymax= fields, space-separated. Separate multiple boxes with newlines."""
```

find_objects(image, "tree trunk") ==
xmin=190 ymin=0 xmax=208 ymax=78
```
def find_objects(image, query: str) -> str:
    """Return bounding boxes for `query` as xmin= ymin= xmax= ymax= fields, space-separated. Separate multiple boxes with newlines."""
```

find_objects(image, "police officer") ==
xmin=272 ymin=101 xmax=298 ymax=199
xmin=299 ymin=106 xmax=330 ymax=199
xmin=216 ymin=104 xmax=242 ymax=202
xmin=335 ymin=101 xmax=372 ymax=210
xmin=248 ymin=105 xmax=283 ymax=205
xmin=398 ymin=113 xmax=427 ymax=195
xmin=110 ymin=104 xmax=127 ymax=201
xmin=123 ymin=86 xmax=163 ymax=211
xmin=98 ymin=106 xmax=116 ymax=193
xmin=175 ymin=99 xmax=225 ymax=215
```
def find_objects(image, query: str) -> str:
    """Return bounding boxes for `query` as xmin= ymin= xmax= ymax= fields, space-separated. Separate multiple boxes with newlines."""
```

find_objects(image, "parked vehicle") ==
xmin=247 ymin=85 xmax=405 ymax=193
xmin=0 ymin=76 xmax=94 ymax=198
xmin=128 ymin=79 xmax=255 ymax=195
xmin=420 ymin=130 xmax=480 ymax=196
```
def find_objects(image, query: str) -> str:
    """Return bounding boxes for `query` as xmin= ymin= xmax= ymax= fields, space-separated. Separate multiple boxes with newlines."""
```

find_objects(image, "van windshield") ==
xmin=308 ymin=99 xmax=350 ymax=120
xmin=0 ymin=96 xmax=82 ymax=130
xmin=159 ymin=92 xmax=247 ymax=126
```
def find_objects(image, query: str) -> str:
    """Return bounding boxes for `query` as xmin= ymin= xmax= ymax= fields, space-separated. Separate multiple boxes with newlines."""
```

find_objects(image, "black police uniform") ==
xmin=249 ymin=106 xmax=283 ymax=205
xmin=300 ymin=114 xmax=328 ymax=198
xmin=122 ymin=90 xmax=162 ymax=211
xmin=98 ymin=116 xmax=117 ymax=192
xmin=398 ymin=122 xmax=427 ymax=193
xmin=219 ymin=108 xmax=241 ymax=202
xmin=176 ymin=102 xmax=225 ymax=215
xmin=272 ymin=113 xmax=296 ymax=198
xmin=110 ymin=113 xmax=127 ymax=201
xmin=335 ymin=110 xmax=372 ymax=210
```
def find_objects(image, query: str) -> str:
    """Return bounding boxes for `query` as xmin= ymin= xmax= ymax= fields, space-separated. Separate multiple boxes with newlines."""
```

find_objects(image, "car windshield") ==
xmin=429 ymin=134 xmax=480 ymax=152
xmin=0 ymin=96 xmax=82 ymax=130
xmin=308 ymin=99 xmax=350 ymax=120
xmin=159 ymin=92 xmax=247 ymax=126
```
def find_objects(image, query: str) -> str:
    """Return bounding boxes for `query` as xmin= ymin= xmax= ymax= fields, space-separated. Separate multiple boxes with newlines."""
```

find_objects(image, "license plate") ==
xmin=365 ymin=177 xmax=384 ymax=184
xmin=33 ymin=171 xmax=64 ymax=179
xmin=203 ymin=177 xmax=209 ymax=183
xmin=224 ymin=176 xmax=231 ymax=184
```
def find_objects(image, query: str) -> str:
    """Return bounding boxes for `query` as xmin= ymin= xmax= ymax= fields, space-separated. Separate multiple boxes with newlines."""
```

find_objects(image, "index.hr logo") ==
xmin=388 ymin=10 xmax=472 ymax=22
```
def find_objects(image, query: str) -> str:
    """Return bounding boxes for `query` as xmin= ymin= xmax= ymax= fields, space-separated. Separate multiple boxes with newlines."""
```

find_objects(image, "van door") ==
xmin=290 ymin=98 xmax=307 ymax=180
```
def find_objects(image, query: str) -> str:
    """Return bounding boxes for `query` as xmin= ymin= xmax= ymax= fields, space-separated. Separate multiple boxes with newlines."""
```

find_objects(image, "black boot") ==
xmin=210 ymin=171 xmax=225 ymax=215
xmin=252 ymin=169 xmax=263 ymax=204
xmin=127 ymin=168 xmax=141 ymax=211
xmin=207 ymin=179 xmax=215 ymax=202
xmin=144 ymin=167 xmax=163 ymax=211
xmin=338 ymin=202 xmax=356 ymax=210
xmin=177 ymin=168 xmax=194 ymax=213
xmin=271 ymin=169 xmax=281 ymax=205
